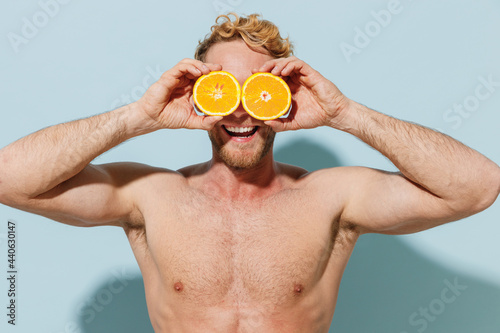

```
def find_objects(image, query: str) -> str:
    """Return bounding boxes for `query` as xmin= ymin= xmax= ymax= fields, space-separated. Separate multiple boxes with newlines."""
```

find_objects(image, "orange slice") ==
xmin=193 ymin=71 xmax=241 ymax=116
xmin=241 ymin=72 xmax=291 ymax=120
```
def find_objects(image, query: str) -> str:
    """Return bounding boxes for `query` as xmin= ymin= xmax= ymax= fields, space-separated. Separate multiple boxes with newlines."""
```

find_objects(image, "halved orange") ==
xmin=241 ymin=72 xmax=291 ymax=120
xmin=193 ymin=71 xmax=241 ymax=116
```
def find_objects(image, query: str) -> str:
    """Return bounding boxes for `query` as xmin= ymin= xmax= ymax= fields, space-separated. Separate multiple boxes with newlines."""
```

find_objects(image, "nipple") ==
xmin=174 ymin=281 xmax=184 ymax=292
xmin=294 ymin=284 xmax=304 ymax=294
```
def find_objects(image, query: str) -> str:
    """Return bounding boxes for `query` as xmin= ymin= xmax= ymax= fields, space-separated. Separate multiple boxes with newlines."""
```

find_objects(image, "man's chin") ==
xmin=208 ymin=127 xmax=276 ymax=170
xmin=217 ymin=147 xmax=264 ymax=169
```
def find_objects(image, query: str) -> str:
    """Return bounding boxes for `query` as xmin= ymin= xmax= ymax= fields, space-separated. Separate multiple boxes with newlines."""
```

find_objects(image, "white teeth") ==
xmin=225 ymin=126 xmax=256 ymax=133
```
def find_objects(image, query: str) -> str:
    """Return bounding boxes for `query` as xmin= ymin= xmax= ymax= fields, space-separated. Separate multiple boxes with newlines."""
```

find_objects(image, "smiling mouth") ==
xmin=223 ymin=125 xmax=259 ymax=138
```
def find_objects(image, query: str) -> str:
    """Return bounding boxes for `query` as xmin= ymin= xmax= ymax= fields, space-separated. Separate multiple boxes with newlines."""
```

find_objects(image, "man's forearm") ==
xmin=0 ymin=103 xmax=155 ymax=198
xmin=335 ymin=100 xmax=500 ymax=207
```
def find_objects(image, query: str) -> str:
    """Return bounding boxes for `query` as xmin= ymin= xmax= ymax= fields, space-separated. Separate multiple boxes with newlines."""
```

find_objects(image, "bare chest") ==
xmin=137 ymin=187 xmax=340 ymax=307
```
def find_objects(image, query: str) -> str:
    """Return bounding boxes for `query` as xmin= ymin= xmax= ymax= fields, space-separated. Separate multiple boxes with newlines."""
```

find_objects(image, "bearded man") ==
xmin=0 ymin=13 xmax=498 ymax=332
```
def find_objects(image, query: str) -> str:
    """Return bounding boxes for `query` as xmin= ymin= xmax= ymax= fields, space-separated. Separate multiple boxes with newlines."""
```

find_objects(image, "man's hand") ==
xmin=136 ymin=59 xmax=223 ymax=131
xmin=254 ymin=56 xmax=350 ymax=132
xmin=259 ymin=58 xmax=500 ymax=235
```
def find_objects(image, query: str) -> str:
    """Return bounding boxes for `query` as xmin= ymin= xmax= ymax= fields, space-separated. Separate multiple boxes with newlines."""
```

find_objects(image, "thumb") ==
xmin=200 ymin=115 xmax=223 ymax=130
xmin=264 ymin=119 xmax=288 ymax=132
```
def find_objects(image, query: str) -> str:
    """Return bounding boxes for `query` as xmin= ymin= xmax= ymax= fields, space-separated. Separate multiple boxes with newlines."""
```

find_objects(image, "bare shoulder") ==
xmin=176 ymin=161 xmax=211 ymax=178
xmin=99 ymin=161 xmax=185 ymax=185
xmin=292 ymin=166 xmax=381 ymax=233
xmin=99 ymin=161 xmax=188 ymax=227
xmin=273 ymin=163 xmax=370 ymax=190
xmin=4 ymin=161 xmax=190 ymax=230
xmin=275 ymin=162 xmax=309 ymax=181
xmin=293 ymin=165 xmax=366 ymax=186
xmin=297 ymin=165 xmax=398 ymax=202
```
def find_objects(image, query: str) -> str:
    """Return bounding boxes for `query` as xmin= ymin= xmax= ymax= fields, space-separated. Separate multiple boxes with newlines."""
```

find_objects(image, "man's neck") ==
xmin=204 ymin=153 xmax=283 ymax=201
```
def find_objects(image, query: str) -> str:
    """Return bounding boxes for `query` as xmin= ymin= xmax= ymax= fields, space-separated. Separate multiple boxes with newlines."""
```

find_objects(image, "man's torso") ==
xmin=121 ymin=162 xmax=359 ymax=332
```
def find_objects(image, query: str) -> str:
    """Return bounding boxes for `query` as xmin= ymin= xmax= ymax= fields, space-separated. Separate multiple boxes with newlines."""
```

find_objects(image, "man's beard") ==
xmin=208 ymin=128 xmax=276 ymax=169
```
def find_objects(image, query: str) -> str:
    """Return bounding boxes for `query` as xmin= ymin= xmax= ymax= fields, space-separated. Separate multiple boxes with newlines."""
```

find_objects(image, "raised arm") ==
xmin=0 ymin=59 xmax=222 ymax=227
xmin=258 ymin=56 xmax=500 ymax=234
xmin=326 ymin=102 xmax=500 ymax=234
xmin=0 ymin=106 xmax=149 ymax=227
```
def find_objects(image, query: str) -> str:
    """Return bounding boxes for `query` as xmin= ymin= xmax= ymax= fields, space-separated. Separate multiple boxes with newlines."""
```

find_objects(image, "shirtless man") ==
xmin=0 ymin=13 xmax=499 ymax=332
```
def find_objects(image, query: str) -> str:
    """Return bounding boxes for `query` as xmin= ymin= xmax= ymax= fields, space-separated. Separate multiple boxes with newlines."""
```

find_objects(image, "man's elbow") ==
xmin=0 ymin=179 xmax=33 ymax=208
xmin=0 ymin=178 xmax=11 ymax=206
xmin=452 ymin=165 xmax=500 ymax=216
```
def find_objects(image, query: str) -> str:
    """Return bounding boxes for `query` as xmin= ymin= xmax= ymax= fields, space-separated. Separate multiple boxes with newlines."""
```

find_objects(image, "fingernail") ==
xmin=202 ymin=64 xmax=209 ymax=71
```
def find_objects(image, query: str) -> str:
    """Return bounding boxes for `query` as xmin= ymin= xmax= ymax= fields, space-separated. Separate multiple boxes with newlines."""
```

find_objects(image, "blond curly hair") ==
xmin=195 ymin=13 xmax=293 ymax=62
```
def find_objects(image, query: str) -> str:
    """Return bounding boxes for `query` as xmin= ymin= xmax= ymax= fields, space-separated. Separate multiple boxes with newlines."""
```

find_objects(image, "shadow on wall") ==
xmin=331 ymin=234 xmax=500 ymax=333
xmin=276 ymin=138 xmax=500 ymax=333
xmin=274 ymin=137 xmax=343 ymax=171
xmin=77 ymin=274 xmax=154 ymax=333
xmin=74 ymin=138 xmax=500 ymax=332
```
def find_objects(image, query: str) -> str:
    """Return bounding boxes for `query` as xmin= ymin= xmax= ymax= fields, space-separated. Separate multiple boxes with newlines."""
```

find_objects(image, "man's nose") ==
xmin=227 ymin=102 xmax=248 ymax=117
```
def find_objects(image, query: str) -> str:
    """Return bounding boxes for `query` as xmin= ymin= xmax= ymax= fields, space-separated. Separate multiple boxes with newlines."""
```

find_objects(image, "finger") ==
xmin=179 ymin=72 xmax=200 ymax=83
xmin=179 ymin=58 xmax=209 ymax=69
xmin=264 ymin=118 xmax=298 ymax=133
xmin=197 ymin=60 xmax=222 ymax=75
xmin=258 ymin=59 xmax=281 ymax=73
xmin=180 ymin=58 xmax=221 ymax=76
xmin=257 ymin=56 xmax=297 ymax=75
xmin=201 ymin=115 xmax=223 ymax=130
xmin=199 ymin=64 xmax=210 ymax=75
xmin=281 ymin=60 xmax=304 ymax=77
xmin=205 ymin=63 xmax=222 ymax=72
xmin=168 ymin=58 xmax=203 ymax=78
xmin=179 ymin=58 xmax=203 ymax=65
xmin=189 ymin=114 xmax=222 ymax=130
xmin=264 ymin=119 xmax=285 ymax=132
xmin=286 ymin=78 xmax=301 ymax=93
xmin=291 ymin=62 xmax=318 ymax=81
xmin=270 ymin=58 xmax=297 ymax=76
xmin=161 ymin=63 xmax=202 ymax=86
xmin=185 ymin=62 xmax=222 ymax=78
xmin=178 ymin=83 xmax=194 ymax=95
xmin=186 ymin=65 xmax=203 ymax=78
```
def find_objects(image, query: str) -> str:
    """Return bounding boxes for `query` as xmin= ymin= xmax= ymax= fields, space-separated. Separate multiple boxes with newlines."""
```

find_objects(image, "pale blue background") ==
xmin=1 ymin=0 xmax=499 ymax=332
